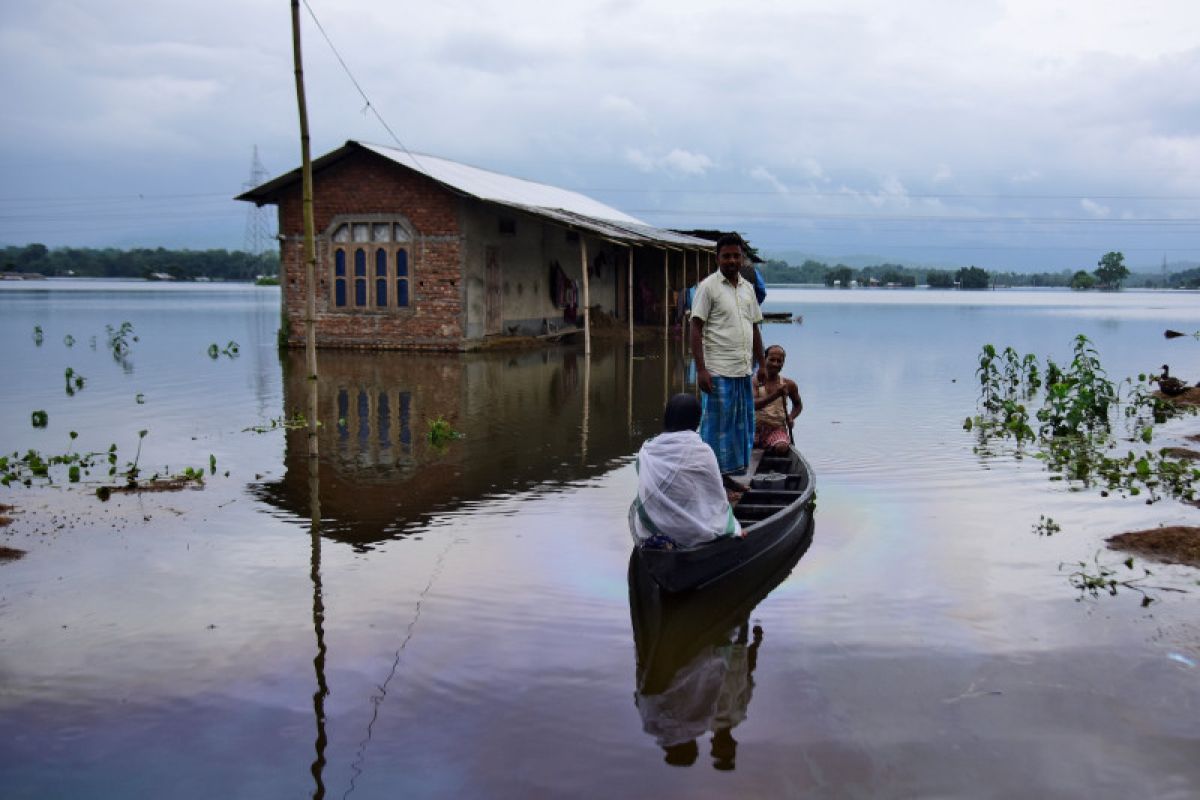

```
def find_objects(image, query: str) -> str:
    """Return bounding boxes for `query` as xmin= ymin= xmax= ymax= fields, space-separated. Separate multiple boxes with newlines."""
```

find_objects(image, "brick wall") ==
xmin=275 ymin=147 xmax=467 ymax=350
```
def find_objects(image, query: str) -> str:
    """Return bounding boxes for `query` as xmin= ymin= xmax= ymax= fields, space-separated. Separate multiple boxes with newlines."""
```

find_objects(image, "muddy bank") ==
xmin=1107 ymin=526 xmax=1200 ymax=568
xmin=1155 ymin=387 xmax=1200 ymax=405
xmin=0 ymin=545 xmax=25 ymax=562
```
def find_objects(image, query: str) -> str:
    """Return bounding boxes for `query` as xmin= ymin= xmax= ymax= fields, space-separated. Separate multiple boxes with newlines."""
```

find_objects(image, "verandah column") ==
xmin=580 ymin=233 xmax=591 ymax=356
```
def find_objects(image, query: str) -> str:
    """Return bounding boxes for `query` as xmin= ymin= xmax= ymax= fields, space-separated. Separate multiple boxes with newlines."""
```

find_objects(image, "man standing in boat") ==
xmin=690 ymin=233 xmax=765 ymax=476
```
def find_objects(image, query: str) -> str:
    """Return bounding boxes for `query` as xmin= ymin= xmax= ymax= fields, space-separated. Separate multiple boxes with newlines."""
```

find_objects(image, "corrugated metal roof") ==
xmin=237 ymin=140 xmax=714 ymax=250
xmin=358 ymin=143 xmax=643 ymax=225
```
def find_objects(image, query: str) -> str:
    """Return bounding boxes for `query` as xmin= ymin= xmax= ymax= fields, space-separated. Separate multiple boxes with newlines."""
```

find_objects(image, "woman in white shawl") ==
xmin=631 ymin=394 xmax=741 ymax=549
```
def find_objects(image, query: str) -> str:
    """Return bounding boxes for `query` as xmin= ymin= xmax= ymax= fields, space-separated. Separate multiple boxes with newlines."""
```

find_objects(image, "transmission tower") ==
xmin=242 ymin=145 xmax=274 ymax=255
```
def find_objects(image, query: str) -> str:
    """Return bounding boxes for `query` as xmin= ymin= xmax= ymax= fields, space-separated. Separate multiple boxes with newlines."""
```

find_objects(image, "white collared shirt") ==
xmin=691 ymin=270 xmax=762 ymax=378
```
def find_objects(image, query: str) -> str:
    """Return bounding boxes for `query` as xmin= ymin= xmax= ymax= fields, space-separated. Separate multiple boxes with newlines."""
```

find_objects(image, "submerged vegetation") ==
xmin=2 ymin=320 xmax=248 ymax=496
xmin=968 ymin=335 xmax=1200 ymax=503
xmin=969 ymin=334 xmax=1200 ymax=602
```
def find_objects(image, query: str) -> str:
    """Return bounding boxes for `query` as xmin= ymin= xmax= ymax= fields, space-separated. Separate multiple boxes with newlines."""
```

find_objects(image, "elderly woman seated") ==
xmin=631 ymin=393 xmax=742 ymax=549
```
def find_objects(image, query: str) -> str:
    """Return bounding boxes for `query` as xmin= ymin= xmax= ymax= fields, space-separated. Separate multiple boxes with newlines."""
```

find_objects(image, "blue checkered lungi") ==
xmin=700 ymin=375 xmax=754 ymax=474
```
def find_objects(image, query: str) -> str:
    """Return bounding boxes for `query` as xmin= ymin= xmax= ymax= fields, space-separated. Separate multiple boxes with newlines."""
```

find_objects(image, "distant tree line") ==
xmin=759 ymin=258 xmax=990 ymax=289
xmin=1 ymin=243 xmax=279 ymax=281
xmin=759 ymin=251 xmax=1199 ymax=290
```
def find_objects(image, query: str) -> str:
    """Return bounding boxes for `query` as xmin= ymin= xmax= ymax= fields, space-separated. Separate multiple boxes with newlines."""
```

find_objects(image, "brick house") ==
xmin=237 ymin=140 xmax=716 ymax=350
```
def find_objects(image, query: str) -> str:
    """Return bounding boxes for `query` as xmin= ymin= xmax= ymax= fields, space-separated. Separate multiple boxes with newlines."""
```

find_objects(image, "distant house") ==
xmin=237 ymin=140 xmax=716 ymax=350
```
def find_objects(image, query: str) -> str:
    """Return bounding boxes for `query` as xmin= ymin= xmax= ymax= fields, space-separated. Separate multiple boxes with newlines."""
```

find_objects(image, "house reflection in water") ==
xmin=254 ymin=342 xmax=693 ymax=547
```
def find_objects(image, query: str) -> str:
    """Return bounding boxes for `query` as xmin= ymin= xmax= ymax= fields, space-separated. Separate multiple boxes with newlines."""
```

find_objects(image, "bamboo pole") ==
xmin=580 ymin=234 xmax=591 ymax=355
xmin=291 ymin=0 xmax=319 ymax=463
xmin=292 ymin=6 xmax=325 ymax=797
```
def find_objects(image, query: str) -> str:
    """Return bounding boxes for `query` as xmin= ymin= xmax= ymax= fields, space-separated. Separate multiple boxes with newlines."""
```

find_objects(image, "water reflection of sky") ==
xmin=2 ymin=282 xmax=1199 ymax=797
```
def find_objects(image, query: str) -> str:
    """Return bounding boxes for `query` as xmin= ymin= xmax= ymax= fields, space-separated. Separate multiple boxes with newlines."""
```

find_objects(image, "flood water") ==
xmin=2 ymin=280 xmax=1199 ymax=798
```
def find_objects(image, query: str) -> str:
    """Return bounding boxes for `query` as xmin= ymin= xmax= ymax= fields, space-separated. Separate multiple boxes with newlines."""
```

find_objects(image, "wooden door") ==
xmin=485 ymin=246 xmax=502 ymax=335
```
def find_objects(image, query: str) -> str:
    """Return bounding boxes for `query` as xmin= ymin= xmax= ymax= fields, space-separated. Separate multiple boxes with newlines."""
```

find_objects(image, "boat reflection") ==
xmin=255 ymin=341 xmax=693 ymax=546
xmin=628 ymin=516 xmax=814 ymax=769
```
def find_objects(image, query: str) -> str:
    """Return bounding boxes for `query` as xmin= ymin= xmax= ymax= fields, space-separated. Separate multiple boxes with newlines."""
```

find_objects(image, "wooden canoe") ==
xmin=630 ymin=445 xmax=816 ymax=593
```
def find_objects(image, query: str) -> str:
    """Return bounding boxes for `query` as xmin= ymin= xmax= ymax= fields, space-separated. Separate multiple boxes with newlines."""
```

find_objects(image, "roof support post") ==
xmin=580 ymin=234 xmax=591 ymax=356
xmin=627 ymin=246 xmax=634 ymax=347
xmin=663 ymin=248 xmax=669 ymax=337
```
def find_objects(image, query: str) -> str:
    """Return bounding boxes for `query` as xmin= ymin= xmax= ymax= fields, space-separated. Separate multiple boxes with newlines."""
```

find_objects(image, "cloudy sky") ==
xmin=2 ymin=0 xmax=1198 ymax=270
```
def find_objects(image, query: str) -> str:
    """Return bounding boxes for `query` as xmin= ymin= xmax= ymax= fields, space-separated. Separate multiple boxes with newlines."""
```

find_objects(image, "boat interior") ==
xmin=729 ymin=448 xmax=810 ymax=524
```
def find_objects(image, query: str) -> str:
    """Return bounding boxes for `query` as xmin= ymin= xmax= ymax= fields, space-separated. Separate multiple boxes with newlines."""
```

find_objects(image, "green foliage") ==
xmin=31 ymin=410 xmax=48 ymax=428
xmin=242 ymin=412 xmax=309 ymax=434
xmin=880 ymin=270 xmax=916 ymax=287
xmin=428 ymin=416 xmax=463 ymax=446
xmin=208 ymin=340 xmax=240 ymax=359
xmin=1033 ymin=515 xmax=1061 ymax=536
xmin=824 ymin=265 xmax=854 ymax=287
xmin=105 ymin=322 xmax=136 ymax=358
xmin=64 ymin=367 xmax=86 ymax=396
xmin=0 ymin=245 xmax=279 ymax=281
xmin=1035 ymin=336 xmax=1114 ymax=438
xmin=2 ymin=432 xmax=105 ymax=488
xmin=254 ymin=275 xmax=280 ymax=286
xmin=926 ymin=270 xmax=955 ymax=288
xmin=1061 ymin=552 xmax=1158 ymax=606
xmin=970 ymin=335 xmax=1200 ymax=502
xmin=32 ymin=325 xmax=44 ymax=346
xmin=1070 ymin=270 xmax=1096 ymax=290
xmin=956 ymin=266 xmax=990 ymax=289
xmin=1094 ymin=251 xmax=1129 ymax=290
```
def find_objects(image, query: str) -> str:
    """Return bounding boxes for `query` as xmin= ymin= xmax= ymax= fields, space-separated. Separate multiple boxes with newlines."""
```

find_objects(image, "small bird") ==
xmin=1153 ymin=364 xmax=1188 ymax=396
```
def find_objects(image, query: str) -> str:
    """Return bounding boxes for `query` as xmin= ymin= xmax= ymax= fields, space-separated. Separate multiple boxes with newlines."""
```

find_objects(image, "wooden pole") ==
xmin=662 ymin=248 xmax=669 ymax=337
xmin=582 ymin=350 xmax=591 ymax=463
xmin=291 ymin=0 xmax=319 ymax=462
xmin=627 ymin=246 xmax=634 ymax=347
xmin=292 ymin=7 xmax=325 ymax=796
xmin=580 ymin=234 xmax=591 ymax=356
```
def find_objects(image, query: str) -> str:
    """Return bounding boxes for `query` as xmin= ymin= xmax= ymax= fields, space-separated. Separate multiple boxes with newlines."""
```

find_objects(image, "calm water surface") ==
xmin=2 ymin=280 xmax=1199 ymax=798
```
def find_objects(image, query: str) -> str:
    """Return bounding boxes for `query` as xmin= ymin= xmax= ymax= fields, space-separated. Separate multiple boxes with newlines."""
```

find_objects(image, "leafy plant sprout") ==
xmin=208 ymin=341 xmax=241 ymax=359
xmin=969 ymin=335 xmax=1200 ymax=503
xmin=1033 ymin=515 xmax=1061 ymax=537
xmin=428 ymin=416 xmax=462 ymax=447
xmin=1060 ymin=552 xmax=1186 ymax=607
xmin=64 ymin=367 xmax=86 ymax=396
xmin=242 ymin=412 xmax=310 ymax=434
xmin=125 ymin=430 xmax=148 ymax=486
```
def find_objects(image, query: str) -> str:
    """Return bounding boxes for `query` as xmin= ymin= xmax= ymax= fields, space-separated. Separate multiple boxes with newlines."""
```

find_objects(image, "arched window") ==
xmin=354 ymin=248 xmax=367 ymax=307
xmin=334 ymin=249 xmax=347 ymax=307
xmin=396 ymin=249 xmax=409 ymax=307
xmin=327 ymin=218 xmax=413 ymax=312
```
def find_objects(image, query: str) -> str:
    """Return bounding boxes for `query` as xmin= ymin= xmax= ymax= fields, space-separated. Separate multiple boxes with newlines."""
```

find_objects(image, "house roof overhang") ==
xmin=235 ymin=140 xmax=714 ymax=251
